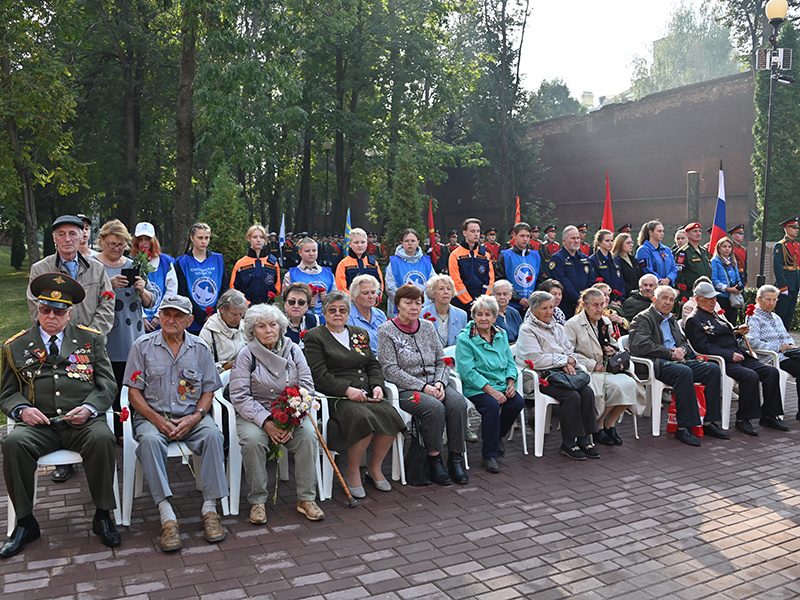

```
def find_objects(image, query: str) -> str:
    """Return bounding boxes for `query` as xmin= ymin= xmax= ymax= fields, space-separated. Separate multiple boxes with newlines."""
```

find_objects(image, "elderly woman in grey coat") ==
xmin=198 ymin=289 xmax=247 ymax=372
xmin=229 ymin=304 xmax=324 ymax=525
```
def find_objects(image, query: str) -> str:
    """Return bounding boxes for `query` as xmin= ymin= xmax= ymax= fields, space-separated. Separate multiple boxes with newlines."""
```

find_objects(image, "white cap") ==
xmin=134 ymin=222 xmax=156 ymax=238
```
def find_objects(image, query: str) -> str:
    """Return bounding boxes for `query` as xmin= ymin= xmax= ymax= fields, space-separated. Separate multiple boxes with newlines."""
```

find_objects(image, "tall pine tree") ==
xmin=385 ymin=149 xmax=425 ymax=252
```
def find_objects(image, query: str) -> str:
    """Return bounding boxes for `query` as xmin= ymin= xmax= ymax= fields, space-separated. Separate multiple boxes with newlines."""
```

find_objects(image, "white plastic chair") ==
xmin=684 ymin=344 xmax=734 ymax=430
xmin=5 ymin=410 xmax=122 ymax=537
xmin=753 ymin=349 xmax=792 ymax=413
xmin=444 ymin=345 xmax=528 ymax=455
xmin=120 ymin=386 xmax=230 ymax=527
xmin=620 ymin=334 xmax=666 ymax=436
xmin=511 ymin=345 xmax=560 ymax=457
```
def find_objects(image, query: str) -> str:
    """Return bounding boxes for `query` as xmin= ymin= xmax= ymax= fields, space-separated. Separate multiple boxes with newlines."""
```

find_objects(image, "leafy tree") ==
xmin=717 ymin=0 xmax=800 ymax=71
xmin=630 ymin=2 xmax=741 ymax=99
xmin=384 ymin=149 xmax=425 ymax=250
xmin=752 ymin=21 xmax=800 ymax=242
xmin=201 ymin=170 xmax=249 ymax=274
xmin=529 ymin=79 xmax=583 ymax=120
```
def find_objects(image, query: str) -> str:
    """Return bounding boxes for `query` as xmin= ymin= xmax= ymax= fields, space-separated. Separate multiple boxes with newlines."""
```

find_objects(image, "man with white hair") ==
xmin=621 ymin=273 xmax=658 ymax=322
xmin=547 ymin=225 xmax=591 ymax=319
xmin=629 ymin=285 xmax=728 ymax=446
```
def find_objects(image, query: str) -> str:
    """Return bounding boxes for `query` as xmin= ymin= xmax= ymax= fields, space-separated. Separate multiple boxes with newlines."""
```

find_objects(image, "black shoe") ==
xmin=606 ymin=427 xmax=623 ymax=446
xmin=497 ymin=439 xmax=505 ymax=456
xmin=578 ymin=442 xmax=600 ymax=459
xmin=735 ymin=420 xmax=758 ymax=436
xmin=51 ymin=464 xmax=74 ymax=483
xmin=1 ymin=520 xmax=41 ymax=558
xmin=594 ymin=429 xmax=614 ymax=446
xmin=675 ymin=427 xmax=701 ymax=446
xmin=796 ymin=410 xmax=800 ymax=421
xmin=427 ymin=455 xmax=452 ymax=486
xmin=760 ymin=416 xmax=789 ymax=431
xmin=703 ymin=422 xmax=730 ymax=440
xmin=92 ymin=514 xmax=121 ymax=548
xmin=559 ymin=444 xmax=586 ymax=461
xmin=482 ymin=457 xmax=501 ymax=473
xmin=447 ymin=453 xmax=469 ymax=484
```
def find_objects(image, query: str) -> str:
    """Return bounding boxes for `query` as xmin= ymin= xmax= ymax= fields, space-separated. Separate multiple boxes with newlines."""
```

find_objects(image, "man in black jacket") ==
xmin=621 ymin=273 xmax=657 ymax=321
xmin=684 ymin=282 xmax=787 ymax=436
xmin=629 ymin=285 xmax=728 ymax=446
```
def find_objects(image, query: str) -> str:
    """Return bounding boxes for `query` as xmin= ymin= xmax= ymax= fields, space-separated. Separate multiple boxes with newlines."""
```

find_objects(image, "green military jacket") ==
xmin=1 ymin=321 xmax=116 ymax=419
xmin=674 ymin=243 xmax=712 ymax=298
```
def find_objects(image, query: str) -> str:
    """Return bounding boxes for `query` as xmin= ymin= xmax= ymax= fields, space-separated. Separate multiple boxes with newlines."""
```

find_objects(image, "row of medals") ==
xmin=67 ymin=353 xmax=93 ymax=381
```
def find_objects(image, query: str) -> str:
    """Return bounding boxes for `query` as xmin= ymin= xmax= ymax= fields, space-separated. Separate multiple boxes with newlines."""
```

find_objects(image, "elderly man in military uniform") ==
xmin=1 ymin=274 xmax=120 ymax=558
xmin=674 ymin=222 xmax=712 ymax=302
xmin=548 ymin=225 xmax=591 ymax=319
xmin=124 ymin=294 xmax=226 ymax=552
xmin=774 ymin=217 xmax=800 ymax=329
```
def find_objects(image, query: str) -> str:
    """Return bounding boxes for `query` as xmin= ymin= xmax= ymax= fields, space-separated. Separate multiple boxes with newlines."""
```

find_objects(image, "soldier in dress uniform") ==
xmin=674 ymin=222 xmax=712 ymax=302
xmin=539 ymin=224 xmax=560 ymax=277
xmin=267 ymin=232 xmax=280 ymax=257
xmin=577 ymin=223 xmax=592 ymax=256
xmin=447 ymin=229 xmax=459 ymax=253
xmin=774 ymin=216 xmax=800 ymax=329
xmin=728 ymin=224 xmax=748 ymax=286
xmin=484 ymin=227 xmax=500 ymax=263
xmin=529 ymin=225 xmax=542 ymax=251
xmin=1 ymin=274 xmax=120 ymax=558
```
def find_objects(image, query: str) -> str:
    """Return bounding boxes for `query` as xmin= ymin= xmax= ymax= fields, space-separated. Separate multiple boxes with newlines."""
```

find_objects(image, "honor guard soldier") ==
xmin=1 ymin=274 xmax=120 ymax=558
xmin=505 ymin=227 xmax=515 ymax=249
xmin=539 ymin=224 xmax=560 ymax=277
xmin=728 ymin=224 xmax=748 ymax=286
xmin=484 ymin=227 xmax=500 ymax=263
xmin=774 ymin=216 xmax=800 ymax=329
xmin=529 ymin=225 xmax=542 ymax=251
xmin=674 ymin=222 xmax=712 ymax=302
xmin=447 ymin=229 xmax=459 ymax=253
xmin=577 ymin=223 xmax=592 ymax=256
xmin=548 ymin=226 xmax=592 ymax=319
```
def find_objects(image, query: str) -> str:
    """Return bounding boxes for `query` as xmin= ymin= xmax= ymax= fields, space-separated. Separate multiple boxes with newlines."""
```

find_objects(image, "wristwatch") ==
xmin=195 ymin=408 xmax=207 ymax=418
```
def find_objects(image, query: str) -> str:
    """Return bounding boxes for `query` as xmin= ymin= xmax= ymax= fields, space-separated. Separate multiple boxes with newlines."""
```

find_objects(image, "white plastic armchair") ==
xmin=751 ymin=348 xmax=791 ymax=413
xmin=684 ymin=342 xmax=734 ymax=430
xmin=510 ymin=345 xmax=558 ymax=457
xmin=620 ymin=334 xmax=667 ymax=436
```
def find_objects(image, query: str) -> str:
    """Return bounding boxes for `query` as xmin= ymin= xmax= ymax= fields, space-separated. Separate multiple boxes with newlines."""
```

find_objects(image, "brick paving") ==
xmin=3 ymin=386 xmax=800 ymax=599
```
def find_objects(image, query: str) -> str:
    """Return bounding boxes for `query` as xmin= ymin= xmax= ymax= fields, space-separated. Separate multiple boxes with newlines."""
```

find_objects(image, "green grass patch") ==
xmin=0 ymin=246 xmax=31 ymax=343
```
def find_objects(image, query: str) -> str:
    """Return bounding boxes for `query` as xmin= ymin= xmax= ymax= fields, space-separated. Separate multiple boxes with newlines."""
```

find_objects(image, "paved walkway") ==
xmin=3 ymin=385 xmax=800 ymax=600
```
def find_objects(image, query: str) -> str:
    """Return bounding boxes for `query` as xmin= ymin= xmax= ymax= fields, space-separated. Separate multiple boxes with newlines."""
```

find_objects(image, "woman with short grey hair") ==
xmin=242 ymin=304 xmax=288 ymax=342
xmin=490 ymin=280 xmax=521 ymax=342
xmin=423 ymin=274 xmax=468 ymax=348
xmin=347 ymin=274 xmax=386 ymax=353
xmin=199 ymin=289 xmax=247 ymax=372
xmin=472 ymin=294 xmax=499 ymax=318
xmin=528 ymin=291 xmax=554 ymax=312
xmin=322 ymin=290 xmax=351 ymax=313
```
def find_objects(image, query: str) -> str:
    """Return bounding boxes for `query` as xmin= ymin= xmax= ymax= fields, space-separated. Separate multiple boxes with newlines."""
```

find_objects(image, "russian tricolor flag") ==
xmin=708 ymin=162 xmax=726 ymax=255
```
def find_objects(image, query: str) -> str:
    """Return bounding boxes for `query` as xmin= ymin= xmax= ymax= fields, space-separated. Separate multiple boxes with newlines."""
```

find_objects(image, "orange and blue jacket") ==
xmin=448 ymin=241 xmax=494 ymax=305
xmin=230 ymin=248 xmax=280 ymax=304
xmin=335 ymin=249 xmax=385 ymax=297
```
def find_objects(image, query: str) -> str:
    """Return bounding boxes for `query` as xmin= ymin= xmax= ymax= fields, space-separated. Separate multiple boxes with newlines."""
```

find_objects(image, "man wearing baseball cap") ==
xmin=674 ymin=222 xmax=712 ymax=301
xmin=124 ymin=294 xmax=226 ymax=552
xmin=1 ymin=274 xmax=120 ymax=557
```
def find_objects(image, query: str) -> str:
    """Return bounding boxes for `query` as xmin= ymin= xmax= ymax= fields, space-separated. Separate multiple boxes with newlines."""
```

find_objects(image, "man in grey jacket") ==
xmin=629 ymin=286 xmax=728 ymax=446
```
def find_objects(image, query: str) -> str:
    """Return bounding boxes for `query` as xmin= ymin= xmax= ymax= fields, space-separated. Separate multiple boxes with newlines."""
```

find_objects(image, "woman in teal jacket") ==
xmin=455 ymin=295 xmax=523 ymax=473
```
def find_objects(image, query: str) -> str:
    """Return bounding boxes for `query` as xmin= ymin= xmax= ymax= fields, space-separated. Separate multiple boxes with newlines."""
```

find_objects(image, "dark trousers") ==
xmin=544 ymin=385 xmax=597 ymax=443
xmin=470 ymin=391 xmax=524 ymax=458
xmin=717 ymin=296 xmax=739 ymax=326
xmin=776 ymin=290 xmax=798 ymax=330
xmin=658 ymin=360 xmax=722 ymax=428
xmin=780 ymin=357 xmax=800 ymax=400
xmin=726 ymin=356 xmax=783 ymax=421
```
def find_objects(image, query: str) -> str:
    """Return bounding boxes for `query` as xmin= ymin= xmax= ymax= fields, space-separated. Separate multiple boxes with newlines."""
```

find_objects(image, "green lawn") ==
xmin=0 ymin=246 xmax=31 ymax=343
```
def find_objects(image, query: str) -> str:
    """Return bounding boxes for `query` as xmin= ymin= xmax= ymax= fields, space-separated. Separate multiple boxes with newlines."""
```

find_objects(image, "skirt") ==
xmin=327 ymin=398 xmax=407 ymax=453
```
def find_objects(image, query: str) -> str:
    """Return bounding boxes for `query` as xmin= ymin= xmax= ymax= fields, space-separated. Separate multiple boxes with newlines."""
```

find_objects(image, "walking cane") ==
xmin=307 ymin=414 xmax=359 ymax=507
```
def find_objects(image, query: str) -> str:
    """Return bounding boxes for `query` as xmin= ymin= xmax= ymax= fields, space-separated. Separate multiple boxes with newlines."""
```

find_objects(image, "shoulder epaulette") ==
xmin=77 ymin=325 xmax=102 ymax=335
xmin=4 ymin=330 xmax=26 ymax=346
xmin=676 ymin=243 xmax=689 ymax=253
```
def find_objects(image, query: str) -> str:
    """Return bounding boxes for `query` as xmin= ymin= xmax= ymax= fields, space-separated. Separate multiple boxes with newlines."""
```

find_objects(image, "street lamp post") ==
xmin=757 ymin=0 xmax=790 ymax=287
xmin=323 ymin=139 xmax=332 ymax=234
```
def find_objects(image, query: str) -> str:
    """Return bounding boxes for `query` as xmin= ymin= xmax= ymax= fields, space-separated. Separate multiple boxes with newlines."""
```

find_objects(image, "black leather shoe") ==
xmin=703 ymin=422 xmax=730 ymax=440
xmin=482 ymin=457 xmax=501 ymax=473
xmin=606 ymin=427 xmax=623 ymax=446
xmin=760 ymin=416 xmax=789 ymax=431
xmin=1 ymin=521 xmax=41 ymax=558
xmin=427 ymin=455 xmax=452 ymax=486
xmin=92 ymin=514 xmax=121 ymax=548
xmin=675 ymin=427 xmax=701 ymax=446
xmin=497 ymin=439 xmax=505 ymax=456
xmin=51 ymin=464 xmax=74 ymax=483
xmin=559 ymin=444 xmax=586 ymax=461
xmin=796 ymin=410 xmax=800 ymax=421
xmin=447 ymin=453 xmax=469 ymax=484
xmin=594 ymin=429 xmax=614 ymax=446
xmin=578 ymin=443 xmax=600 ymax=459
xmin=735 ymin=420 xmax=758 ymax=436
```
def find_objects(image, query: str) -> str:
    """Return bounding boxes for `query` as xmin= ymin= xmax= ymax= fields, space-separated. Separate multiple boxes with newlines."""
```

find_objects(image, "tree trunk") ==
xmin=171 ymin=9 xmax=197 ymax=255
xmin=296 ymin=127 xmax=312 ymax=232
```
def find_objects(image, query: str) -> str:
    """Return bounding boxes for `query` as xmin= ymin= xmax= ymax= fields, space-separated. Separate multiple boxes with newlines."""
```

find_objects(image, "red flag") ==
xmin=601 ymin=171 xmax=614 ymax=232
xmin=514 ymin=196 xmax=521 ymax=225
xmin=428 ymin=199 xmax=440 ymax=264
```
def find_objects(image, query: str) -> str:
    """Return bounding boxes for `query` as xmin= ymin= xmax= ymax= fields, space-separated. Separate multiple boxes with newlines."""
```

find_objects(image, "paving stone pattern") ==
xmin=3 ymin=386 xmax=800 ymax=599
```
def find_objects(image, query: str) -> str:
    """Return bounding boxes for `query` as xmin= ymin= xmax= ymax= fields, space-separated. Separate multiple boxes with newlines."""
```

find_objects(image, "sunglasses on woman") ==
xmin=286 ymin=298 xmax=307 ymax=306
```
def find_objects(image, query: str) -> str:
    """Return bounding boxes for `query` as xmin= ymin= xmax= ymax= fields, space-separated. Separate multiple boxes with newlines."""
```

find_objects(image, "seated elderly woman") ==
xmin=565 ymin=288 xmax=638 ymax=446
xmin=199 ymin=289 xmax=247 ymax=372
xmin=491 ymin=280 xmax=523 ymax=343
xmin=748 ymin=284 xmax=800 ymax=419
xmin=590 ymin=282 xmax=629 ymax=334
xmin=516 ymin=291 xmax=599 ymax=460
xmin=304 ymin=292 xmax=405 ymax=498
xmin=455 ymin=296 xmax=524 ymax=473
xmin=422 ymin=274 xmax=468 ymax=348
xmin=282 ymin=282 xmax=320 ymax=345
xmin=229 ymin=304 xmax=324 ymax=524
xmin=378 ymin=284 xmax=469 ymax=485
xmin=347 ymin=274 xmax=387 ymax=354
xmin=538 ymin=279 xmax=567 ymax=326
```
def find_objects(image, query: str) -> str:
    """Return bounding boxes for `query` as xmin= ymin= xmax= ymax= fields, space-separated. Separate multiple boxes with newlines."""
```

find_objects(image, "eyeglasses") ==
xmin=104 ymin=240 xmax=127 ymax=249
xmin=286 ymin=298 xmax=307 ymax=306
xmin=39 ymin=305 xmax=69 ymax=317
xmin=326 ymin=307 xmax=349 ymax=315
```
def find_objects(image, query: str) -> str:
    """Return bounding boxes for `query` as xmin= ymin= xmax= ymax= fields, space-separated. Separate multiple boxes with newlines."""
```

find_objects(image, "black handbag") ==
xmin=541 ymin=368 xmax=591 ymax=390
xmin=606 ymin=351 xmax=631 ymax=374
xmin=405 ymin=417 xmax=431 ymax=486
xmin=783 ymin=347 xmax=800 ymax=360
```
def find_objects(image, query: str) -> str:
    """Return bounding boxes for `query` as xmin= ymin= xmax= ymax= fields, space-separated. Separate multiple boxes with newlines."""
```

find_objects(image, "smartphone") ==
xmin=121 ymin=266 xmax=140 ymax=287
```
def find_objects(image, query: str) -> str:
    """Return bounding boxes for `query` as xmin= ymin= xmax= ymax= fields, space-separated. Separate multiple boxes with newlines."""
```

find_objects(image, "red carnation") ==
xmin=286 ymin=387 xmax=300 ymax=397
xmin=101 ymin=290 xmax=114 ymax=300
xmin=442 ymin=357 xmax=455 ymax=366
xmin=745 ymin=304 xmax=756 ymax=317
xmin=717 ymin=309 xmax=725 ymax=315
xmin=423 ymin=312 xmax=432 ymax=319
xmin=428 ymin=317 xmax=436 ymax=322
xmin=272 ymin=410 xmax=288 ymax=424
xmin=130 ymin=370 xmax=143 ymax=383
xmin=412 ymin=391 xmax=421 ymax=403
xmin=299 ymin=330 xmax=307 ymax=339
xmin=526 ymin=275 xmax=533 ymax=283
xmin=268 ymin=291 xmax=276 ymax=300
xmin=696 ymin=356 xmax=708 ymax=362
xmin=539 ymin=378 xmax=549 ymax=387
xmin=677 ymin=283 xmax=687 ymax=291
xmin=595 ymin=277 xmax=603 ymax=283
xmin=119 ymin=407 xmax=130 ymax=422
xmin=524 ymin=359 xmax=535 ymax=370
xmin=205 ymin=306 xmax=214 ymax=316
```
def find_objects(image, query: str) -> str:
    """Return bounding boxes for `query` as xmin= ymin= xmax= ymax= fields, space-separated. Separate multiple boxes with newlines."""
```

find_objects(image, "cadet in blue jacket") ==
xmin=548 ymin=226 xmax=591 ymax=319
xmin=635 ymin=220 xmax=677 ymax=285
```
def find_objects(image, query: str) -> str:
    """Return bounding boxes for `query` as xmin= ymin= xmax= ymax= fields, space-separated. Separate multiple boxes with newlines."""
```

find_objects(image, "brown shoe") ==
xmin=202 ymin=512 xmax=226 ymax=543
xmin=249 ymin=503 xmax=267 ymax=525
xmin=296 ymin=500 xmax=325 ymax=521
xmin=160 ymin=520 xmax=182 ymax=552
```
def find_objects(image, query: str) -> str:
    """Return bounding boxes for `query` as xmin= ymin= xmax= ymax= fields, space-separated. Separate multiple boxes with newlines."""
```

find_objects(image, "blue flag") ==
xmin=344 ymin=208 xmax=352 ymax=252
